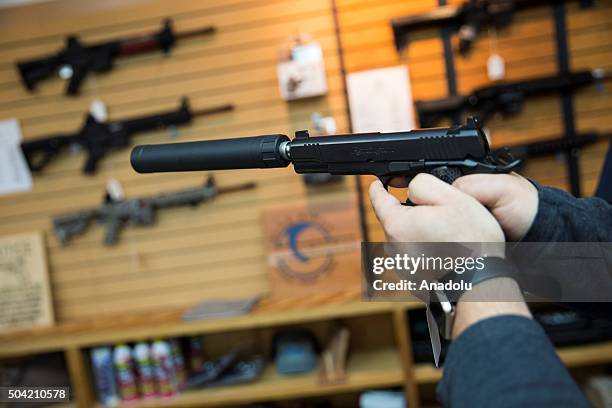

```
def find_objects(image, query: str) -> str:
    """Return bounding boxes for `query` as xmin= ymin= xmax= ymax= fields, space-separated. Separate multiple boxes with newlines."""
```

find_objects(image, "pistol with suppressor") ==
xmin=130 ymin=117 xmax=521 ymax=197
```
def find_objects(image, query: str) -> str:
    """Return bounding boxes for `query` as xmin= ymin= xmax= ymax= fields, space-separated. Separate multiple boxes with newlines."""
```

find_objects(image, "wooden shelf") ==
xmin=0 ymin=299 xmax=422 ymax=358
xmin=414 ymin=340 xmax=612 ymax=384
xmin=97 ymin=348 xmax=403 ymax=408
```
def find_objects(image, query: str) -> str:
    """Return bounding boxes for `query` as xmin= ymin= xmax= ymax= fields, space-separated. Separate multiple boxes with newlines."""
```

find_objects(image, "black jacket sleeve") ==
xmin=523 ymin=183 xmax=612 ymax=243
xmin=521 ymin=183 xmax=612 ymax=319
xmin=437 ymin=315 xmax=590 ymax=408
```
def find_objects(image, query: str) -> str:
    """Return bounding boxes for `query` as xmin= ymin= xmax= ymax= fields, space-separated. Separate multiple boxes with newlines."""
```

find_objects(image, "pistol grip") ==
xmin=401 ymin=167 xmax=463 ymax=207
xmin=430 ymin=166 xmax=462 ymax=184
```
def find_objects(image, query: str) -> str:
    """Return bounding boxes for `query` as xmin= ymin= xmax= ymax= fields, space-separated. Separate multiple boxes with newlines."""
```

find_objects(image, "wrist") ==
xmin=452 ymin=277 xmax=531 ymax=339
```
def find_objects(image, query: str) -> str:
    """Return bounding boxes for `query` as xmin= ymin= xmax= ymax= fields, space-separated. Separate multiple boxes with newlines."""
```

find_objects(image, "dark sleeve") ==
xmin=522 ymin=183 xmax=612 ymax=242
xmin=437 ymin=315 xmax=590 ymax=408
xmin=521 ymin=184 xmax=612 ymax=320
xmin=595 ymin=143 xmax=612 ymax=202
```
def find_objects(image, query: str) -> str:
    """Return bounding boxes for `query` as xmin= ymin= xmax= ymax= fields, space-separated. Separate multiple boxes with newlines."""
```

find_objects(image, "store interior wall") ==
xmin=0 ymin=0 xmax=610 ymax=320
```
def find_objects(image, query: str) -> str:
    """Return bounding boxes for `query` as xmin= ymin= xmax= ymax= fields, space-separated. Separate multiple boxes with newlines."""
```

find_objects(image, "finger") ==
xmin=369 ymin=180 xmax=404 ymax=226
xmin=408 ymin=173 xmax=462 ymax=206
xmin=452 ymin=173 xmax=518 ymax=209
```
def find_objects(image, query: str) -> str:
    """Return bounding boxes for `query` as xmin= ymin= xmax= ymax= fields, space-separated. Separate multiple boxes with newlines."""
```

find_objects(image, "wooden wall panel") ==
xmin=0 ymin=0 xmax=355 ymax=322
xmin=336 ymin=0 xmax=612 ymax=241
xmin=1 ymin=0 xmax=610 ymax=324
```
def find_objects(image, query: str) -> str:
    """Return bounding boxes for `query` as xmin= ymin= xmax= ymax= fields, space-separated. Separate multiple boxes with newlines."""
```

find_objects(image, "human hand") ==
xmin=369 ymin=173 xmax=505 ymax=244
xmin=452 ymin=173 xmax=538 ymax=241
xmin=369 ymin=174 xmax=530 ymax=337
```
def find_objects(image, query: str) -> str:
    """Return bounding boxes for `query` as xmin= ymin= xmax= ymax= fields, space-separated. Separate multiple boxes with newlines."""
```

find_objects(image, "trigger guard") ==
xmin=378 ymin=175 xmax=415 ymax=206
xmin=378 ymin=175 xmax=392 ymax=190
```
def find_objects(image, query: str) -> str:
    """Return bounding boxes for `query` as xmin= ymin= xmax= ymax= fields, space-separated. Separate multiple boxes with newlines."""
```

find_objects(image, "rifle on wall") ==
xmin=391 ymin=0 xmax=591 ymax=56
xmin=492 ymin=131 xmax=612 ymax=166
xmin=53 ymin=176 xmax=256 ymax=246
xmin=21 ymin=98 xmax=233 ymax=175
xmin=415 ymin=69 xmax=607 ymax=128
xmin=16 ymin=19 xmax=215 ymax=95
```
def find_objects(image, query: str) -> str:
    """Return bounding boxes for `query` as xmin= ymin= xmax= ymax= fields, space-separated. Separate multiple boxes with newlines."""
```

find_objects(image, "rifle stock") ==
xmin=21 ymin=134 xmax=74 ymax=172
xmin=16 ymin=55 xmax=60 ymax=90
xmin=53 ymin=211 xmax=96 ymax=245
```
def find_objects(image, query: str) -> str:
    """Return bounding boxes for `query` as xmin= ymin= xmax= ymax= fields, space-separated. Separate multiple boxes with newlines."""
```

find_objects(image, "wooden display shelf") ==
xmin=414 ymin=340 xmax=612 ymax=384
xmin=0 ymin=298 xmax=423 ymax=358
xmin=96 ymin=348 xmax=403 ymax=408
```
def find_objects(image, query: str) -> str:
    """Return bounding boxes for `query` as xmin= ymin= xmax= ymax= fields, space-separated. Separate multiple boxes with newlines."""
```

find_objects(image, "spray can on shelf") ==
xmin=169 ymin=338 xmax=187 ymax=389
xmin=188 ymin=335 xmax=205 ymax=373
xmin=133 ymin=342 xmax=157 ymax=399
xmin=113 ymin=344 xmax=139 ymax=402
xmin=90 ymin=347 xmax=120 ymax=407
xmin=152 ymin=339 xmax=178 ymax=397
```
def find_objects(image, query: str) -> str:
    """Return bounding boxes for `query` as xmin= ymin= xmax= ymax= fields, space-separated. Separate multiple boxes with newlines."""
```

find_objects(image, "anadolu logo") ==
xmin=274 ymin=220 xmax=334 ymax=282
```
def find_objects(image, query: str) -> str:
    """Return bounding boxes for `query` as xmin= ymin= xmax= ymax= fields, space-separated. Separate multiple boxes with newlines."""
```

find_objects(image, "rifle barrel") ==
xmin=216 ymin=182 xmax=257 ymax=195
xmin=192 ymin=104 xmax=234 ymax=117
xmin=391 ymin=5 xmax=458 ymax=28
xmin=499 ymin=132 xmax=612 ymax=159
xmin=174 ymin=25 xmax=216 ymax=40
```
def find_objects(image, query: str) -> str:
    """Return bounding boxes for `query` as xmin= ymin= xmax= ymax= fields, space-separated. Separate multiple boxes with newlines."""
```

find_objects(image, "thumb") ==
xmin=452 ymin=174 xmax=515 ymax=209
xmin=408 ymin=173 xmax=461 ymax=206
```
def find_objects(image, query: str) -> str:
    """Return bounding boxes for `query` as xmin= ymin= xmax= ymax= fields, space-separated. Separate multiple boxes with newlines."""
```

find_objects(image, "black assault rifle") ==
xmin=494 ymin=132 xmax=612 ymax=164
xmin=21 ymin=98 xmax=233 ymax=175
xmin=16 ymin=19 xmax=215 ymax=95
xmin=416 ymin=69 xmax=607 ymax=128
xmin=391 ymin=0 xmax=591 ymax=56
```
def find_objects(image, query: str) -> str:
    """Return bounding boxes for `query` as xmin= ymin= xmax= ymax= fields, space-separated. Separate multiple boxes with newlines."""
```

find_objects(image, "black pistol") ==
xmin=130 ymin=117 xmax=520 ymax=194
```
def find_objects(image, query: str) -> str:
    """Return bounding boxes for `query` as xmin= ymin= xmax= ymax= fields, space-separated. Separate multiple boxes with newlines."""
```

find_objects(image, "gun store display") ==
xmin=16 ymin=19 xmax=216 ymax=95
xmin=0 ymin=1 xmax=611 ymax=408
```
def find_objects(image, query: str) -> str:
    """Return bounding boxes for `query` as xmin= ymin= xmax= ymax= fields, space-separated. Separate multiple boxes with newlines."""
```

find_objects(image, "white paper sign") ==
xmin=347 ymin=66 xmax=415 ymax=133
xmin=277 ymin=43 xmax=328 ymax=101
xmin=0 ymin=119 xmax=32 ymax=195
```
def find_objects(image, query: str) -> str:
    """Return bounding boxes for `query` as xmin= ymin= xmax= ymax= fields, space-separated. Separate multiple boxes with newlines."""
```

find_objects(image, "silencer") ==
xmin=131 ymin=134 xmax=290 ymax=173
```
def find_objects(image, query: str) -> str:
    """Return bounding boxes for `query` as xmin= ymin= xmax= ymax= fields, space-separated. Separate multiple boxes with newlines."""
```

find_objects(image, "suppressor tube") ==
xmin=131 ymin=134 xmax=290 ymax=173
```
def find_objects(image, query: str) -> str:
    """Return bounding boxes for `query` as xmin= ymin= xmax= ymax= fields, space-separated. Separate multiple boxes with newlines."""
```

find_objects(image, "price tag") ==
xmin=89 ymin=98 xmax=108 ymax=122
xmin=487 ymin=53 xmax=506 ymax=81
